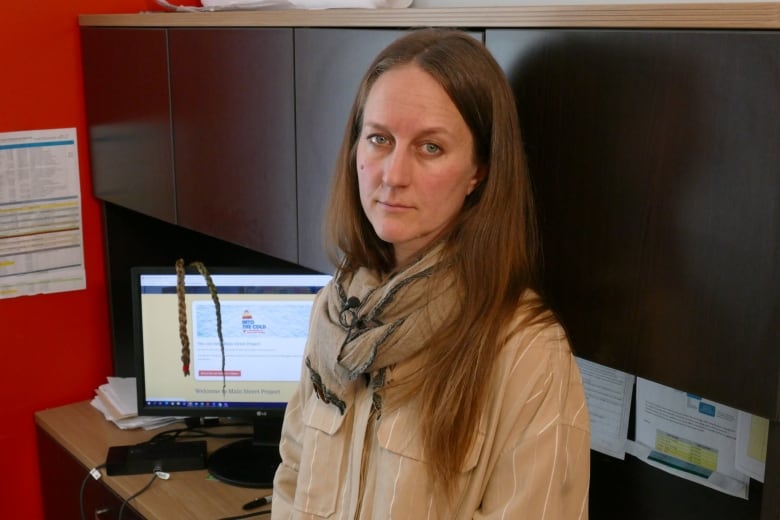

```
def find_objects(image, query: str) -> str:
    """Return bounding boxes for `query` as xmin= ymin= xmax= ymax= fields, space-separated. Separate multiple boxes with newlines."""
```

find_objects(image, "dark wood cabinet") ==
xmin=82 ymin=27 xmax=299 ymax=264
xmin=169 ymin=28 xmax=298 ymax=263
xmin=487 ymin=29 xmax=780 ymax=519
xmin=294 ymin=28 xmax=412 ymax=273
xmin=37 ymin=427 xmax=143 ymax=520
xmin=81 ymin=28 xmax=176 ymax=223
xmin=486 ymin=29 xmax=780 ymax=422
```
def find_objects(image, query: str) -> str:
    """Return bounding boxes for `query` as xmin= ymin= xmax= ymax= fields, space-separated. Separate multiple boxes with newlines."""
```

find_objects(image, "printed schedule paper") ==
xmin=629 ymin=377 xmax=750 ymax=498
xmin=0 ymin=128 xmax=86 ymax=299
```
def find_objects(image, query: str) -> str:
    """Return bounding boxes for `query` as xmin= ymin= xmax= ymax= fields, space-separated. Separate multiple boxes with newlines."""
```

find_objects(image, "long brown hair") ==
xmin=325 ymin=28 xmax=549 ymax=492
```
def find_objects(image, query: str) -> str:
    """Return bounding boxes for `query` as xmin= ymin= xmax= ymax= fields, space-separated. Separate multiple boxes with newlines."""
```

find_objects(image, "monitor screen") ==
xmin=131 ymin=266 xmax=332 ymax=488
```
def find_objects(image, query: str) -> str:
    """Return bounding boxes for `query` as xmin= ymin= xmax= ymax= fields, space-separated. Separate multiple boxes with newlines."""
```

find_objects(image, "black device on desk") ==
xmin=131 ymin=266 xmax=332 ymax=488
xmin=106 ymin=440 xmax=208 ymax=475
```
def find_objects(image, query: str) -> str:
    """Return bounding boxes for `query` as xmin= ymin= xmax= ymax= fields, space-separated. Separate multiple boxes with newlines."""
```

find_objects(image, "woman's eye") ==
xmin=423 ymin=143 xmax=441 ymax=154
xmin=368 ymin=134 xmax=389 ymax=146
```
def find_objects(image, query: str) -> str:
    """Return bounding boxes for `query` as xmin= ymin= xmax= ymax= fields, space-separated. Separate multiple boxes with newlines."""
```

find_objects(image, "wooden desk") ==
xmin=35 ymin=401 xmax=270 ymax=519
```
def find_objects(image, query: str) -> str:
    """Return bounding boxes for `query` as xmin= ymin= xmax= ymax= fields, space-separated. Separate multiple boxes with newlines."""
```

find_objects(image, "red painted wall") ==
xmin=0 ymin=1 xmax=197 ymax=518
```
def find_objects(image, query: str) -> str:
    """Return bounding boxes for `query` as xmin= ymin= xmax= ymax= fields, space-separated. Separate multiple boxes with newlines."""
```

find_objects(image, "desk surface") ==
xmin=35 ymin=401 xmax=270 ymax=520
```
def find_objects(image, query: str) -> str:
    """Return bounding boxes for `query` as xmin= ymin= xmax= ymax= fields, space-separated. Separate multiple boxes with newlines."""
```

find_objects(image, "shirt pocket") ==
xmin=377 ymin=408 xmax=484 ymax=469
xmin=293 ymin=394 xmax=348 ymax=518
xmin=375 ymin=408 xmax=485 ymax=518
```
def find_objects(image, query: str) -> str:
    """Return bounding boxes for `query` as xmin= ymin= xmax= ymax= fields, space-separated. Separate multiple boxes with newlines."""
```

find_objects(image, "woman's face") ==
xmin=356 ymin=64 xmax=482 ymax=266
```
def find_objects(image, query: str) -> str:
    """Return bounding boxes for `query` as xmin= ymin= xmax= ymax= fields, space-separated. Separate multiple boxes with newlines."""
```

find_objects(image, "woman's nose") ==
xmin=381 ymin=148 xmax=412 ymax=187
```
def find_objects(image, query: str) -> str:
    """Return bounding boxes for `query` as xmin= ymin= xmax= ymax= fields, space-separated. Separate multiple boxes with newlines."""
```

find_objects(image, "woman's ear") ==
xmin=467 ymin=165 xmax=487 ymax=196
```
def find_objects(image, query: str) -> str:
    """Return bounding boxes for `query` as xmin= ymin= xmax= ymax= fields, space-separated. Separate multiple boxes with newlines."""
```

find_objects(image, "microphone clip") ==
xmin=339 ymin=296 xmax=361 ymax=328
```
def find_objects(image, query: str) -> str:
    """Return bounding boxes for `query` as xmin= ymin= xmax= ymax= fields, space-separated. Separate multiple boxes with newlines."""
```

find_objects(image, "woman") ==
xmin=272 ymin=28 xmax=590 ymax=519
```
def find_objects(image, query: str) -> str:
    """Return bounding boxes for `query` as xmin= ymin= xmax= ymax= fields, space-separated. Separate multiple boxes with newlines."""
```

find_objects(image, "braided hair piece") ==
xmin=175 ymin=259 xmax=226 ymax=394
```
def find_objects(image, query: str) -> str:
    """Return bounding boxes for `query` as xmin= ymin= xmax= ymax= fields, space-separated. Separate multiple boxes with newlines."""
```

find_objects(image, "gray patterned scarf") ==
xmin=305 ymin=244 xmax=457 ymax=415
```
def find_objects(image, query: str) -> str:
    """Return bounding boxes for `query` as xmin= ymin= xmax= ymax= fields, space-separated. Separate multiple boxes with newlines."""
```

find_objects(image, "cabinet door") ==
xmin=294 ymin=29 xmax=412 ymax=273
xmin=81 ymin=28 xmax=176 ymax=223
xmin=37 ymin=427 xmax=143 ymax=520
xmin=487 ymin=29 xmax=780 ymax=418
xmin=169 ymin=28 xmax=297 ymax=263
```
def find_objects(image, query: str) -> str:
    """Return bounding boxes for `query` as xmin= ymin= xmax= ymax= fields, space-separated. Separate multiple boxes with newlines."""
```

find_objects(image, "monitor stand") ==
xmin=207 ymin=415 xmax=283 ymax=488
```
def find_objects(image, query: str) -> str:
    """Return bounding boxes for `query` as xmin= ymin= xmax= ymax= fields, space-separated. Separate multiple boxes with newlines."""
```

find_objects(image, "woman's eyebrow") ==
xmin=362 ymin=121 xmax=453 ymax=138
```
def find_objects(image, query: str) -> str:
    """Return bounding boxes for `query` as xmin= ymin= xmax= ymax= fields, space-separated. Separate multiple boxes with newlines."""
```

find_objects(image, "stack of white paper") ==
xmin=90 ymin=377 xmax=183 ymax=430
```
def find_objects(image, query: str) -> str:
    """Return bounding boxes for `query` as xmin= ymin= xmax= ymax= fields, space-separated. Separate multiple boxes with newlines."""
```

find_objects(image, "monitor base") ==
xmin=207 ymin=438 xmax=281 ymax=488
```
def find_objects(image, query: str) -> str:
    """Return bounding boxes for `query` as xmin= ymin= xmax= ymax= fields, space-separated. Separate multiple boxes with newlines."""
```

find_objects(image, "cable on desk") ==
xmin=217 ymin=509 xmax=271 ymax=520
xmin=146 ymin=421 xmax=253 ymax=445
xmin=80 ymin=463 xmax=107 ymax=520
xmin=117 ymin=469 xmax=165 ymax=520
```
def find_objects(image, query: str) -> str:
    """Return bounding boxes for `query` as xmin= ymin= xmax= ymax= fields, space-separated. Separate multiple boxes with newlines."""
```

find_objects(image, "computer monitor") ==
xmin=131 ymin=266 xmax=332 ymax=488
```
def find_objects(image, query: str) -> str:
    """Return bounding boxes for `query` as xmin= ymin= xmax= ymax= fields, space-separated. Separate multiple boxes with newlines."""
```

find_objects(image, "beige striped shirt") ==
xmin=273 ymin=308 xmax=590 ymax=519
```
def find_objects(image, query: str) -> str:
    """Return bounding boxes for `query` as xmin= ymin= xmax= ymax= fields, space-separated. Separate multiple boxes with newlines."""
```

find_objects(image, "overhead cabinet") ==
xmin=82 ymin=27 xmax=298 ymax=264
xmin=82 ymin=23 xmax=780 ymax=419
xmin=486 ymin=28 xmax=780 ymax=421
xmin=81 ymin=28 xmax=175 ymax=223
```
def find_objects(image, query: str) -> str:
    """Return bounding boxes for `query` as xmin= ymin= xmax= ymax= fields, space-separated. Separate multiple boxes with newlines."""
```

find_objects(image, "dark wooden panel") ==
xmin=169 ymin=28 xmax=298 ymax=263
xmin=81 ymin=27 xmax=175 ymax=223
xmin=590 ymin=450 xmax=763 ymax=519
xmin=487 ymin=29 xmax=780 ymax=419
xmin=294 ymin=28 xmax=412 ymax=274
xmin=37 ymin=427 xmax=142 ymax=520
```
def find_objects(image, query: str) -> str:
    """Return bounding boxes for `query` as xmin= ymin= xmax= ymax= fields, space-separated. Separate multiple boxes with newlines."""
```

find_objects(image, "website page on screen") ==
xmin=138 ymin=273 xmax=330 ymax=409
